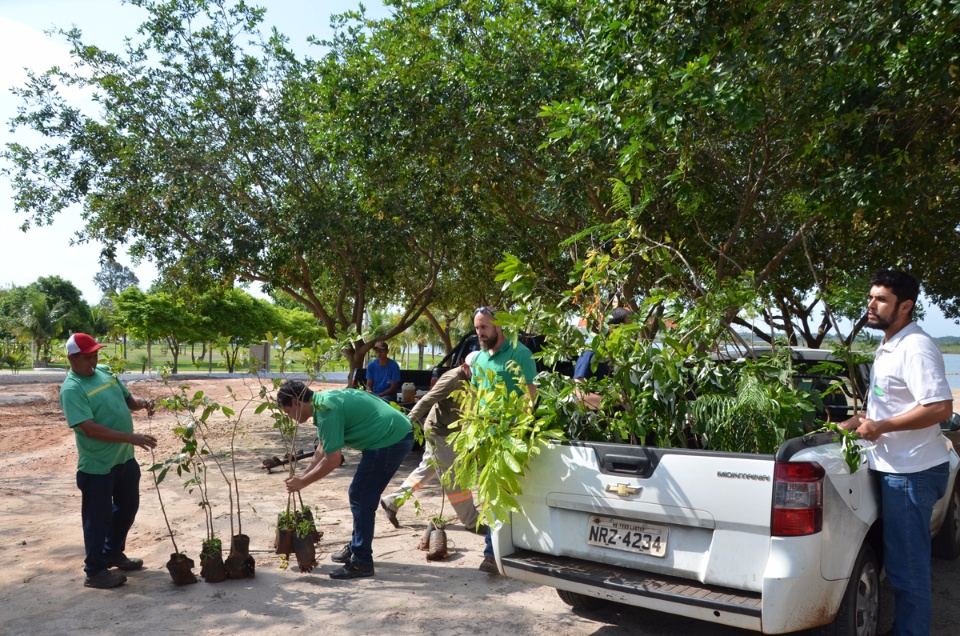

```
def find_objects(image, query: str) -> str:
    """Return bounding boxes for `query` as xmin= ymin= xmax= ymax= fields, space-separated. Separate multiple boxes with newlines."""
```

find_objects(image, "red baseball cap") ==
xmin=65 ymin=333 xmax=105 ymax=356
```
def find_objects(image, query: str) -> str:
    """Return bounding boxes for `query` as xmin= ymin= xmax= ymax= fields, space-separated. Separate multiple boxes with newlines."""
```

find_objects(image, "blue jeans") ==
xmin=880 ymin=462 xmax=949 ymax=636
xmin=76 ymin=458 xmax=141 ymax=576
xmin=484 ymin=526 xmax=494 ymax=559
xmin=348 ymin=432 xmax=414 ymax=565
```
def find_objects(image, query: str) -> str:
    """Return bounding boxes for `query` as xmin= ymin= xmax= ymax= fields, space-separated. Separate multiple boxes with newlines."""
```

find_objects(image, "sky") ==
xmin=0 ymin=0 xmax=390 ymax=304
xmin=1 ymin=1 xmax=958 ymax=338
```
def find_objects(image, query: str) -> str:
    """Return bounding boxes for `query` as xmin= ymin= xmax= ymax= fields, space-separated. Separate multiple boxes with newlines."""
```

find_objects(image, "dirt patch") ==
xmin=0 ymin=380 xmax=958 ymax=636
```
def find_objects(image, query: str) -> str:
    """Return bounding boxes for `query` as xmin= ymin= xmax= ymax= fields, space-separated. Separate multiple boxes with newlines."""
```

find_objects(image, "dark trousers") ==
xmin=348 ymin=432 xmax=415 ymax=565
xmin=76 ymin=458 xmax=141 ymax=576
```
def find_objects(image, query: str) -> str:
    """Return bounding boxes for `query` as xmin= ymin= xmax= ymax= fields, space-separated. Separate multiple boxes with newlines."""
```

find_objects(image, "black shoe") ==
xmin=380 ymin=499 xmax=400 ymax=528
xmin=331 ymin=543 xmax=352 ymax=564
xmin=478 ymin=556 xmax=500 ymax=575
xmin=329 ymin=560 xmax=374 ymax=580
xmin=105 ymin=553 xmax=144 ymax=571
xmin=84 ymin=570 xmax=127 ymax=589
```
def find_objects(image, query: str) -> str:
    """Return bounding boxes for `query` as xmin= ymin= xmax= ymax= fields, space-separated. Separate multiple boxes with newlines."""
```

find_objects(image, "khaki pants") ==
xmin=381 ymin=431 xmax=479 ymax=528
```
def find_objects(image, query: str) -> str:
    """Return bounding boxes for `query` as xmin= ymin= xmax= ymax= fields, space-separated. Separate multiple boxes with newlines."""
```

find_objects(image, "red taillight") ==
xmin=772 ymin=461 xmax=824 ymax=536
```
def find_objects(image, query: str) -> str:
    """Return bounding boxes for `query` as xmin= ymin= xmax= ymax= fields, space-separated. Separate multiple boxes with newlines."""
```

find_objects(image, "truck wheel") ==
xmin=817 ymin=543 xmax=879 ymax=636
xmin=932 ymin=483 xmax=960 ymax=560
xmin=556 ymin=589 xmax=607 ymax=611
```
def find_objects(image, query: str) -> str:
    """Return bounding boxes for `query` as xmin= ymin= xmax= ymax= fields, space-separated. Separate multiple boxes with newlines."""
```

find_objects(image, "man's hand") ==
xmin=855 ymin=418 xmax=885 ymax=442
xmin=285 ymin=475 xmax=304 ymax=493
xmin=840 ymin=413 xmax=866 ymax=432
xmin=131 ymin=433 xmax=158 ymax=450
xmin=127 ymin=395 xmax=156 ymax=416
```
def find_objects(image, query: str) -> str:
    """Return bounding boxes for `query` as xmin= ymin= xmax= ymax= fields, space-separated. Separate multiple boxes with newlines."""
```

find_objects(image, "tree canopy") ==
xmin=4 ymin=0 xmax=959 ymax=352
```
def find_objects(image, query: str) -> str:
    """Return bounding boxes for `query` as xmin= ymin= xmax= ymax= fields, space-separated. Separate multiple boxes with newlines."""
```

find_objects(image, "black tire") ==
xmin=556 ymin=588 xmax=608 ymax=611
xmin=932 ymin=483 xmax=960 ymax=560
xmin=814 ymin=542 xmax=879 ymax=636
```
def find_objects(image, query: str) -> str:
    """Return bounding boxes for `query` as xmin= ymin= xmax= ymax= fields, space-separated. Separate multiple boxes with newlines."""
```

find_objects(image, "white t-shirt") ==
xmin=865 ymin=322 xmax=953 ymax=473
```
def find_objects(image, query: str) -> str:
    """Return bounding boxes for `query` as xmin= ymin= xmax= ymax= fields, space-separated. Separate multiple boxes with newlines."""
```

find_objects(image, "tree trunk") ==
xmin=171 ymin=343 xmax=179 ymax=374
xmin=344 ymin=347 xmax=366 ymax=388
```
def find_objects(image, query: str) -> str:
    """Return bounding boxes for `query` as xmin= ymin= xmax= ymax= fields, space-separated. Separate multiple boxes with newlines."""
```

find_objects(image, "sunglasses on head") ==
xmin=473 ymin=306 xmax=495 ymax=317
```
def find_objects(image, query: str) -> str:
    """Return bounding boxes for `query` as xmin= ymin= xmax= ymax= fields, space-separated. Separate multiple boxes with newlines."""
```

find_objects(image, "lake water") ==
xmin=945 ymin=353 xmax=960 ymax=390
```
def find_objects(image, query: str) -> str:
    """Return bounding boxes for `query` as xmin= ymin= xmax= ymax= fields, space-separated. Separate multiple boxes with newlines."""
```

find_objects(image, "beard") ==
xmin=478 ymin=331 xmax=498 ymax=351
xmin=865 ymin=314 xmax=892 ymax=330
xmin=865 ymin=304 xmax=900 ymax=331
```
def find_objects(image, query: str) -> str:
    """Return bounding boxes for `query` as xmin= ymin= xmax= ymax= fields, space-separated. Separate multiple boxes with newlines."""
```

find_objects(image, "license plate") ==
xmin=586 ymin=515 xmax=668 ymax=557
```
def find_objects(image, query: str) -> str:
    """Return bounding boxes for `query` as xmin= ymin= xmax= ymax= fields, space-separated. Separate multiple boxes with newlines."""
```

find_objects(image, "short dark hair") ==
xmin=277 ymin=380 xmax=314 ymax=407
xmin=608 ymin=307 xmax=633 ymax=325
xmin=869 ymin=269 xmax=919 ymax=315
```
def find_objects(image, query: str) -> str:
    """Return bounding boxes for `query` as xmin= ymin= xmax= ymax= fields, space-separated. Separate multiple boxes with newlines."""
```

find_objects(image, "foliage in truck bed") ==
xmin=447 ymin=250 xmax=860 ymax=523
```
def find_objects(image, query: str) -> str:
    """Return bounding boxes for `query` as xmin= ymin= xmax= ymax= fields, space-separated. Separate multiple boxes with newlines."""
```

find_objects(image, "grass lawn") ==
xmin=27 ymin=341 xmax=448 ymax=374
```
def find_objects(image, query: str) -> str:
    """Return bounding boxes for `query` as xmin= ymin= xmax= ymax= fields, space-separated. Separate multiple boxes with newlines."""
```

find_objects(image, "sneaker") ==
xmin=330 ymin=543 xmax=353 ymax=564
xmin=478 ymin=556 xmax=500 ymax=575
xmin=105 ymin=553 xmax=144 ymax=571
xmin=380 ymin=499 xmax=400 ymax=528
xmin=84 ymin=570 xmax=127 ymax=589
xmin=465 ymin=523 xmax=490 ymax=535
xmin=329 ymin=560 xmax=374 ymax=580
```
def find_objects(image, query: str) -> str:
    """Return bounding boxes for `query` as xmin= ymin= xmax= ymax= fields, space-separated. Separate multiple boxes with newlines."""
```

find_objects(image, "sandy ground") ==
xmin=0 ymin=378 xmax=959 ymax=636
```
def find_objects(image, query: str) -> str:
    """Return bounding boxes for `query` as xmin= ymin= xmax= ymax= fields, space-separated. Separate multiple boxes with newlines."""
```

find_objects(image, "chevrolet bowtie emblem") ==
xmin=605 ymin=483 xmax=640 ymax=496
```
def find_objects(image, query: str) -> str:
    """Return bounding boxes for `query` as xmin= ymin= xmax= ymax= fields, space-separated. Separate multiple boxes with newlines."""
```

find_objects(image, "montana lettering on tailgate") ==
xmin=717 ymin=471 xmax=771 ymax=481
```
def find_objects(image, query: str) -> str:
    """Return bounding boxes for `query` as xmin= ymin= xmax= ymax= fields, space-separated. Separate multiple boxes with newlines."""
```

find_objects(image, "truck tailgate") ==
xmin=507 ymin=441 xmax=777 ymax=592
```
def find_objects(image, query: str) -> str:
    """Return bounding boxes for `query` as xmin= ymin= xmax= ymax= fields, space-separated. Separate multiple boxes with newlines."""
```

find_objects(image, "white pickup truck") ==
xmin=490 ymin=349 xmax=960 ymax=635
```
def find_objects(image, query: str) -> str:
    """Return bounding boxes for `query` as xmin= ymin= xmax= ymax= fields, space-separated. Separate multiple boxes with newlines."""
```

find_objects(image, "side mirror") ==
xmin=943 ymin=413 xmax=960 ymax=432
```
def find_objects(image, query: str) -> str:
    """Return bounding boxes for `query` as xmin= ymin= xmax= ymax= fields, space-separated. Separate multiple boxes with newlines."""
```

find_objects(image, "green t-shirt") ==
xmin=471 ymin=338 xmax=537 ymax=398
xmin=311 ymin=389 xmax=412 ymax=454
xmin=60 ymin=365 xmax=134 ymax=475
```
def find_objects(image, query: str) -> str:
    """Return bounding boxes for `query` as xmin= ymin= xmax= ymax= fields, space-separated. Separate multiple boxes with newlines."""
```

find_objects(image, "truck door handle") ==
xmin=603 ymin=454 xmax=650 ymax=475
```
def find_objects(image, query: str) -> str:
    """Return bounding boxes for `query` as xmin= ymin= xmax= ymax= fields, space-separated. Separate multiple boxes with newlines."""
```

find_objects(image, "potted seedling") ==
xmin=259 ymin=381 xmax=323 ymax=566
xmin=426 ymin=514 xmax=454 ymax=561
xmin=406 ymin=454 xmax=454 ymax=560
xmin=293 ymin=501 xmax=319 ymax=573
xmin=275 ymin=505 xmax=297 ymax=556
xmin=161 ymin=382 xmax=229 ymax=583
xmin=142 ymin=399 xmax=198 ymax=585
xmin=221 ymin=386 xmax=256 ymax=579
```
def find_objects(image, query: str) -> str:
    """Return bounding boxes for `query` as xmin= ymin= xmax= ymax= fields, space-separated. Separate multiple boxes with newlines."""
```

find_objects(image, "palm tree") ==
xmin=88 ymin=304 xmax=114 ymax=339
xmin=410 ymin=317 xmax=433 ymax=370
xmin=9 ymin=292 xmax=73 ymax=365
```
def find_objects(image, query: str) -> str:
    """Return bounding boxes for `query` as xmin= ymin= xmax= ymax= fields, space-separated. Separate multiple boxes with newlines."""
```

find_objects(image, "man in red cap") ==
xmin=60 ymin=333 xmax=157 ymax=589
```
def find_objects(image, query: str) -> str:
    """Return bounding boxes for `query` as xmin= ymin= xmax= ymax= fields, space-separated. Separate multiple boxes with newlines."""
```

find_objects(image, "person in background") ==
xmin=841 ymin=269 xmax=953 ymax=636
xmin=573 ymin=307 xmax=633 ymax=410
xmin=366 ymin=341 xmax=401 ymax=401
xmin=470 ymin=307 xmax=538 ymax=574
xmin=59 ymin=333 xmax=156 ymax=590
xmin=380 ymin=351 xmax=485 ymax=535
xmin=277 ymin=381 xmax=414 ymax=580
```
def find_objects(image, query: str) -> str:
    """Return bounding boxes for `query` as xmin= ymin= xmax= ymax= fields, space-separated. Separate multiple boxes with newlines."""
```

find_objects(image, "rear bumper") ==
xmin=501 ymin=548 xmax=763 ymax=631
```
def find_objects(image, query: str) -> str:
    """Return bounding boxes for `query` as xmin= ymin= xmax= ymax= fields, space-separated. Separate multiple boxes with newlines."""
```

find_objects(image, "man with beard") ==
xmin=471 ymin=306 xmax=537 ymax=574
xmin=842 ymin=269 xmax=953 ymax=636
